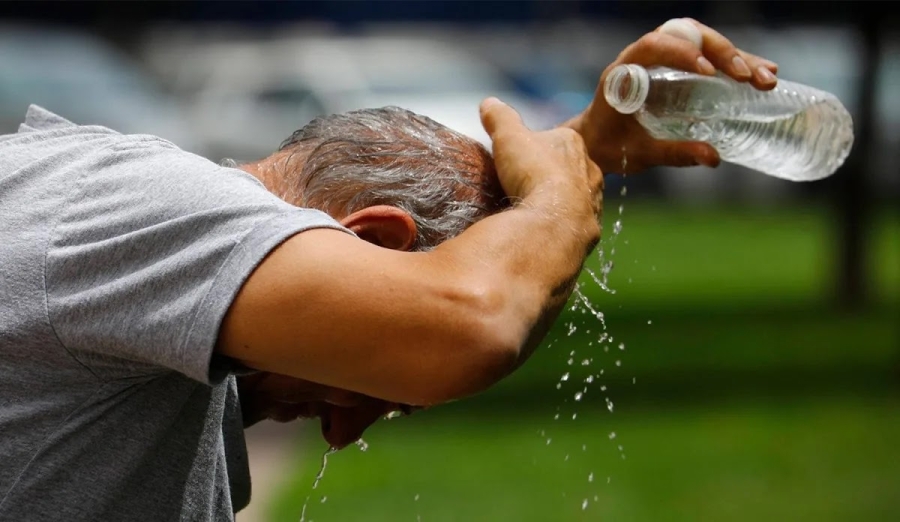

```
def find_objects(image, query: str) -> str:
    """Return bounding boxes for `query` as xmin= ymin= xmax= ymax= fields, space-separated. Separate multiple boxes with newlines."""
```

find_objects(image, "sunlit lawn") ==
xmin=267 ymin=203 xmax=898 ymax=522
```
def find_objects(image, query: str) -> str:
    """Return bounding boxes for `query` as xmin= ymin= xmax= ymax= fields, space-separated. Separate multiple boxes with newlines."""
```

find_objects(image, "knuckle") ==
xmin=638 ymin=31 xmax=665 ymax=51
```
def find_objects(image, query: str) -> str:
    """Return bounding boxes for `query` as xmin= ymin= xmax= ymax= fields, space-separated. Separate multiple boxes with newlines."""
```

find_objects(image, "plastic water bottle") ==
xmin=603 ymin=64 xmax=854 ymax=181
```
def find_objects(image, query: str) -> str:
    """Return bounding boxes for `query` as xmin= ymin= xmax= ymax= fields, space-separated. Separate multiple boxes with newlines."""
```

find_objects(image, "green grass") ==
xmin=265 ymin=203 xmax=899 ymax=522
xmin=270 ymin=395 xmax=900 ymax=522
xmin=583 ymin=202 xmax=899 ymax=310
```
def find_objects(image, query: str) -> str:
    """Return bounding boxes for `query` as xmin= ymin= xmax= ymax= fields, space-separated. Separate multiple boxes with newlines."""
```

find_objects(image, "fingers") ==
xmin=683 ymin=18 xmax=779 ymax=89
xmin=479 ymin=97 xmax=525 ymax=138
xmin=652 ymin=140 xmax=721 ymax=169
xmin=321 ymin=400 xmax=388 ymax=449
xmin=645 ymin=18 xmax=778 ymax=90
xmin=739 ymin=50 xmax=779 ymax=90
xmin=619 ymin=32 xmax=717 ymax=77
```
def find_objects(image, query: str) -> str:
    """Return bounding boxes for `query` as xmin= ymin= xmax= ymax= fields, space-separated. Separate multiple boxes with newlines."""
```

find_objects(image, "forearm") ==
xmin=433 ymin=180 xmax=600 ymax=372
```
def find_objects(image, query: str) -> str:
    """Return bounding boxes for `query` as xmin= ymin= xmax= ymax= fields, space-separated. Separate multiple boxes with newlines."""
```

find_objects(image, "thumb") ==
xmin=479 ymin=97 xmax=525 ymax=139
xmin=654 ymin=140 xmax=721 ymax=168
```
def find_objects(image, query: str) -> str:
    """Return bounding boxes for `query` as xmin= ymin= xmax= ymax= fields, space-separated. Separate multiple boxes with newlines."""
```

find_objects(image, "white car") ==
xmin=0 ymin=25 xmax=202 ymax=155
xmin=145 ymin=35 xmax=565 ymax=161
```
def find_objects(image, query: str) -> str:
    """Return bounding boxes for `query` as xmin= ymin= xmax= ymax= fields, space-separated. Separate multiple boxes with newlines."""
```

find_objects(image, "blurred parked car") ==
xmin=142 ymin=35 xmax=566 ymax=161
xmin=0 ymin=25 xmax=203 ymax=155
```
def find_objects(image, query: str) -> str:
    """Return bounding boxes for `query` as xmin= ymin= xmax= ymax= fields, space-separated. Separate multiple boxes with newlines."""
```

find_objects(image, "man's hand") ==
xmin=481 ymin=97 xmax=603 ymax=222
xmin=568 ymin=18 xmax=780 ymax=174
xmin=238 ymin=372 xmax=408 ymax=449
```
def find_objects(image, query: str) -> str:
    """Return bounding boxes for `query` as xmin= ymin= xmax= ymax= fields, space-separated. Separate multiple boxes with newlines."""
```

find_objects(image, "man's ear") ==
xmin=339 ymin=205 xmax=418 ymax=251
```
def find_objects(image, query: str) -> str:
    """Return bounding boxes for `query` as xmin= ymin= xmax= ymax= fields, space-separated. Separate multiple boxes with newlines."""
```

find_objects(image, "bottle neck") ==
xmin=603 ymin=64 xmax=650 ymax=115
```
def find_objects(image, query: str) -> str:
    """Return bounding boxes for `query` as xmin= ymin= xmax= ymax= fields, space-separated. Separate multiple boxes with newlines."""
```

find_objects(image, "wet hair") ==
xmin=275 ymin=106 xmax=506 ymax=251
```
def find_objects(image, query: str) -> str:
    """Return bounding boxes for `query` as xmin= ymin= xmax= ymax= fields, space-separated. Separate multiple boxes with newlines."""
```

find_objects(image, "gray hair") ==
xmin=275 ymin=107 xmax=506 ymax=251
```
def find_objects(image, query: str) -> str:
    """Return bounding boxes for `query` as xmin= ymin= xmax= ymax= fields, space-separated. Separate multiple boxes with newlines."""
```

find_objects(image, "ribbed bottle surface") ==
xmin=604 ymin=65 xmax=854 ymax=181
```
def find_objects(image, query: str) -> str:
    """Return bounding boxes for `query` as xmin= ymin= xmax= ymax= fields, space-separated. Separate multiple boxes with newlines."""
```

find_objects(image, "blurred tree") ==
xmin=833 ymin=12 xmax=881 ymax=310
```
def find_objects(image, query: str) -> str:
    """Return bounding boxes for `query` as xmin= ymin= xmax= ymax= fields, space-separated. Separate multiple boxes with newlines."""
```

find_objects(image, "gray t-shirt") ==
xmin=0 ymin=106 xmax=349 ymax=521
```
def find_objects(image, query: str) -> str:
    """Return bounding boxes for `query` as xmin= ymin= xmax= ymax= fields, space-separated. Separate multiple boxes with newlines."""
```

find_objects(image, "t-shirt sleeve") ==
xmin=45 ymin=137 xmax=352 ymax=384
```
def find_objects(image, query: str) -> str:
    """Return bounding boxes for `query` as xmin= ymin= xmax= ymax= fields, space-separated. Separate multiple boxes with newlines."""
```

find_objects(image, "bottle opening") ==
xmin=603 ymin=64 xmax=650 ymax=115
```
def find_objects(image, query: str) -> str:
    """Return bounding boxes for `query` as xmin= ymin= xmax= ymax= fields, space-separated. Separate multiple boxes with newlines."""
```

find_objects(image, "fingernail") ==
xmin=757 ymin=66 xmax=776 ymax=83
xmin=732 ymin=56 xmax=751 ymax=77
xmin=696 ymin=56 xmax=715 ymax=75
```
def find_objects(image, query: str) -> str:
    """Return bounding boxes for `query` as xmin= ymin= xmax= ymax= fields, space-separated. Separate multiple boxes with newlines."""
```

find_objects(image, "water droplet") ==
xmin=546 ymin=438 xmax=552 ymax=445
xmin=632 ymin=377 xmax=637 ymax=384
xmin=620 ymin=185 xmax=628 ymax=196
xmin=618 ymin=444 xmax=624 ymax=452
xmin=588 ymin=472 xmax=594 ymax=482
xmin=567 ymin=358 xmax=574 ymax=366
xmin=574 ymin=392 xmax=583 ymax=401
xmin=553 ymin=413 xmax=560 ymax=420
xmin=607 ymin=476 xmax=611 ymax=484
xmin=320 ymin=496 xmax=327 ymax=503
xmin=609 ymin=431 xmax=617 ymax=440
xmin=600 ymin=385 xmax=607 ymax=392
xmin=594 ymin=495 xmax=599 ymax=501
xmin=581 ymin=359 xmax=590 ymax=366
xmin=582 ymin=444 xmax=587 ymax=452
xmin=585 ymin=375 xmax=594 ymax=384
xmin=564 ymin=454 xmax=570 ymax=461
xmin=414 ymin=494 xmax=420 ymax=502
xmin=572 ymin=413 xmax=578 ymax=420
xmin=647 ymin=320 xmax=652 ymax=325
xmin=560 ymin=372 xmax=570 ymax=381
xmin=384 ymin=410 xmax=402 ymax=420
xmin=540 ymin=430 xmax=545 ymax=437
xmin=582 ymin=499 xmax=589 ymax=510
xmin=618 ymin=203 xmax=624 ymax=215
xmin=355 ymin=439 xmax=368 ymax=452
xmin=613 ymin=220 xmax=623 ymax=235
xmin=615 ymin=360 xmax=621 ymax=367
xmin=606 ymin=398 xmax=614 ymax=412
xmin=618 ymin=342 xmax=625 ymax=351
xmin=556 ymin=382 xmax=561 ymax=389
xmin=603 ymin=345 xmax=609 ymax=353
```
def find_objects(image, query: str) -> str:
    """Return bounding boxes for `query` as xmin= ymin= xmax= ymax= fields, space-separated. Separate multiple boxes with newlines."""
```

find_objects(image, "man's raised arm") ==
xmin=216 ymin=98 xmax=602 ymax=407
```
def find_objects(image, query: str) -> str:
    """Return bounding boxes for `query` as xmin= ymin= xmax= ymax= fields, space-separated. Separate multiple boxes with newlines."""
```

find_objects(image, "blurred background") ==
xmin=2 ymin=1 xmax=896 ymax=520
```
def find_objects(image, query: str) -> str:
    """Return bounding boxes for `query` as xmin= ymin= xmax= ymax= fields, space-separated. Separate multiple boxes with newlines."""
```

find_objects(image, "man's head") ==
xmin=248 ymin=106 xmax=506 ymax=251
xmin=237 ymin=106 xmax=508 ymax=448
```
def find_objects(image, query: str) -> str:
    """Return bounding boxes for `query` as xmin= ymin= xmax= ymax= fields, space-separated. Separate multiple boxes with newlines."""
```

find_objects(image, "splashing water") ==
xmin=546 ymin=150 xmax=635 ymax=510
xmin=299 ymin=447 xmax=337 ymax=522
xmin=355 ymin=439 xmax=368 ymax=452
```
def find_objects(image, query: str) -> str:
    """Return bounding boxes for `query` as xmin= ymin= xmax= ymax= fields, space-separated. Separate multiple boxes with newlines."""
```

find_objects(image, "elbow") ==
xmin=408 ymin=281 xmax=524 ymax=406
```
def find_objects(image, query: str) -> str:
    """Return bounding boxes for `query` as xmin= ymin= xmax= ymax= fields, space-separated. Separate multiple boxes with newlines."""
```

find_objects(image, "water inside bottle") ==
xmin=637 ymin=71 xmax=853 ymax=181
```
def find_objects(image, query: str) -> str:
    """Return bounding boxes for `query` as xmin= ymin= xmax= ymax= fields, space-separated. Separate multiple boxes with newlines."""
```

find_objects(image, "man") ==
xmin=0 ymin=19 xmax=777 ymax=521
